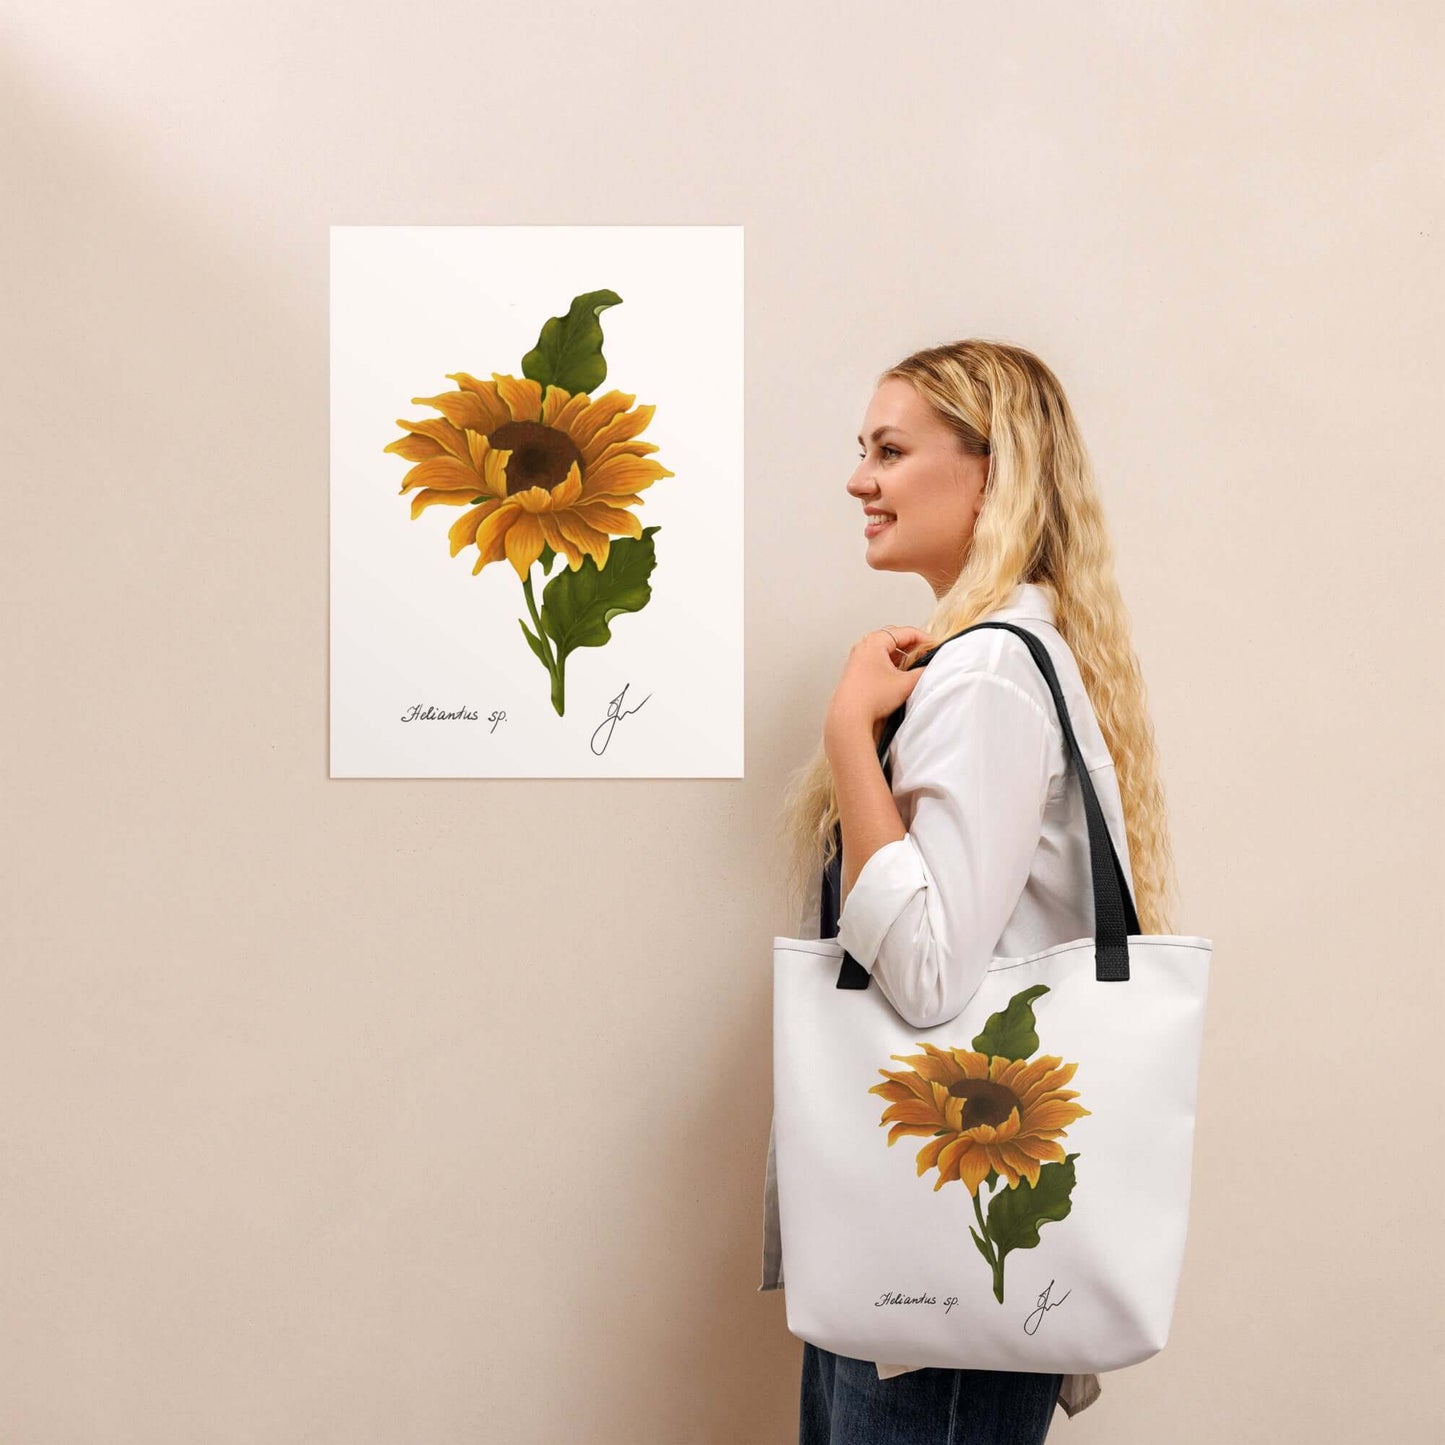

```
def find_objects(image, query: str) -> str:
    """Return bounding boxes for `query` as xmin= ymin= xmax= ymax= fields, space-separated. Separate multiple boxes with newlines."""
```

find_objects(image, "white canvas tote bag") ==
xmin=771 ymin=621 xmax=1212 ymax=1374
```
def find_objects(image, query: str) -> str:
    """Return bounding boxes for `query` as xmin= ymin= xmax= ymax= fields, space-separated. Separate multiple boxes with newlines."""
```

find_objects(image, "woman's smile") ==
xmin=864 ymin=512 xmax=896 ymax=537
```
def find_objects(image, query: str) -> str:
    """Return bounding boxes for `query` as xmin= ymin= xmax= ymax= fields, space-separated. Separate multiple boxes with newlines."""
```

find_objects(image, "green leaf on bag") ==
xmin=968 ymin=1225 xmax=995 ymax=1266
xmin=985 ymin=1153 xmax=1079 ymax=1264
xmin=540 ymin=526 xmax=660 ymax=663
xmin=971 ymin=984 xmax=1051 ymax=1061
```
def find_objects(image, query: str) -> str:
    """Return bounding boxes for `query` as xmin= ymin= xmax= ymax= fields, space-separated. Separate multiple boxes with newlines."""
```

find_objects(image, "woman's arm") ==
xmin=825 ymin=716 xmax=906 ymax=907
xmin=821 ymin=625 xmax=932 ymax=903
xmin=831 ymin=654 xmax=1059 ymax=1030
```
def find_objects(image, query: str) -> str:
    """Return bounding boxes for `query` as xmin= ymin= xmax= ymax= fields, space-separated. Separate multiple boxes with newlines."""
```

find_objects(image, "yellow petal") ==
xmin=882 ymin=1123 xmax=933 ymax=1147
xmin=591 ymin=438 xmax=662 ymax=461
xmin=553 ymin=512 xmax=610 ymax=569
xmin=933 ymin=1136 xmax=968 ymax=1184
xmin=993 ymin=1105 xmax=1023 ymax=1139
xmin=540 ymin=384 xmax=578 ymax=427
xmin=1022 ymin=1098 xmax=1090 ymax=1133
xmin=444 ymin=373 xmax=510 ymax=431
xmin=397 ymin=456 xmax=488 ymax=496
xmin=583 ymin=401 xmax=657 ymax=459
xmin=504 ymin=511 xmax=546 ymax=580
xmin=998 ymin=1143 xmax=1041 ymax=1188
xmin=481 ymin=446 xmax=512 ymax=499
xmin=870 ymin=1072 xmax=929 ymax=1102
xmin=472 ymin=506 xmax=519 ymax=575
xmin=956 ymin=1144 xmax=994 ymax=1195
xmin=384 ymin=431 xmax=449 ymax=462
xmin=447 ymin=498 xmax=506 ymax=555
xmin=547 ymin=389 xmax=595 ymax=439
xmin=409 ymin=389 xmax=497 ymax=433
xmin=583 ymin=455 xmax=674 ymax=499
xmin=492 ymin=373 xmax=543 ymax=424
xmin=410 ymin=487 xmax=480 ymax=519
xmin=536 ymin=512 xmax=582 ymax=569
xmin=880 ymin=1098 xmax=947 ymax=1130
xmin=550 ymin=462 xmax=584 ymax=509
xmin=512 ymin=485 xmax=555 ymax=514
xmin=391 ymin=415 xmax=472 ymax=461
xmin=913 ymin=1135 xmax=954 ymax=1174
xmin=572 ymin=501 xmax=643 ymax=540
xmin=948 ymin=1048 xmax=990 ymax=1077
xmin=569 ymin=389 xmax=638 ymax=451
xmin=1013 ymin=1135 xmax=1067 ymax=1165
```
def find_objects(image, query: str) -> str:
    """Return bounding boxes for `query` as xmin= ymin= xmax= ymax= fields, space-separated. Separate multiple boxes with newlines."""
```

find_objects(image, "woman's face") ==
xmin=847 ymin=377 xmax=988 ymax=598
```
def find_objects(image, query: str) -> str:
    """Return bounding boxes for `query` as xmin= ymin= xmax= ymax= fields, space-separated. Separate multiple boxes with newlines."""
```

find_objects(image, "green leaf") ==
xmin=972 ymin=984 xmax=1051 ymax=1061
xmin=540 ymin=526 xmax=660 ymax=663
xmin=968 ymin=1225 xmax=995 ymax=1266
xmin=521 ymin=290 xmax=623 ymax=397
xmin=517 ymin=618 xmax=549 ymax=668
xmin=538 ymin=542 xmax=559 ymax=576
xmin=984 ymin=1153 xmax=1079 ymax=1265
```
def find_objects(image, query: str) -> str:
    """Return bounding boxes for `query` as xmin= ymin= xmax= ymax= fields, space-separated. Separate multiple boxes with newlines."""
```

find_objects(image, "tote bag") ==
xmin=771 ymin=621 xmax=1212 ymax=1374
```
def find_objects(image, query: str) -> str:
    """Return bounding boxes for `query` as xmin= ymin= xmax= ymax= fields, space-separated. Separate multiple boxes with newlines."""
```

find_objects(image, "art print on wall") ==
xmin=330 ymin=225 xmax=742 ymax=777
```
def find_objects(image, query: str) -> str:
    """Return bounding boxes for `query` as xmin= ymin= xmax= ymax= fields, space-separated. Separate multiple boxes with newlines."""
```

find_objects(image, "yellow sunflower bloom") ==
xmin=383 ymin=371 xmax=674 ymax=580
xmin=869 ymin=1043 xmax=1091 ymax=1196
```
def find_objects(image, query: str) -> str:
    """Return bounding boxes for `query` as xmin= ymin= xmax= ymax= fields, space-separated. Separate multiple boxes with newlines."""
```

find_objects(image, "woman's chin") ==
xmin=863 ymin=544 xmax=905 ymax=572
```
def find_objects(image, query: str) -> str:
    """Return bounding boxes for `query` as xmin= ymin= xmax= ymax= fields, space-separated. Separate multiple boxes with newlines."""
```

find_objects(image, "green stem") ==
xmin=971 ymin=1188 xmax=995 ymax=1261
xmin=972 ymin=1183 xmax=1006 ymax=1303
xmin=521 ymin=570 xmax=567 ymax=714
xmin=521 ymin=572 xmax=554 ymax=668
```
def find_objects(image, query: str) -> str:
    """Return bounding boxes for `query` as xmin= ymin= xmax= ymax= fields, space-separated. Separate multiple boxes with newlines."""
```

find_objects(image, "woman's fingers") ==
xmin=880 ymin=625 xmax=929 ymax=644
xmin=876 ymin=625 xmax=932 ymax=660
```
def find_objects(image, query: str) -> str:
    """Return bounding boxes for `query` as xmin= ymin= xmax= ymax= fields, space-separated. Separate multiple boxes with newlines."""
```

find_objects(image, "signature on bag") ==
xmin=1023 ymin=1278 xmax=1070 ymax=1334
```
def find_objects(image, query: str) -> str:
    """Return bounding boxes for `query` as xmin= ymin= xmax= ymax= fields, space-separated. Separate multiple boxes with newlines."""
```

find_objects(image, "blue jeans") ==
xmin=800 ymin=1344 xmax=1062 ymax=1445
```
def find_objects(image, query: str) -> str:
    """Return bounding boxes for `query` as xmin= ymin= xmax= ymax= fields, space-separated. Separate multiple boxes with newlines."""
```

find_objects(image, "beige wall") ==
xmin=3 ymin=3 xmax=1440 ymax=1441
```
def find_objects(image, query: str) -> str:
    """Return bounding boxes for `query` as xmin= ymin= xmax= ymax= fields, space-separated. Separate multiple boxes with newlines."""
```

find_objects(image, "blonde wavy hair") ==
xmin=777 ymin=338 xmax=1180 ymax=937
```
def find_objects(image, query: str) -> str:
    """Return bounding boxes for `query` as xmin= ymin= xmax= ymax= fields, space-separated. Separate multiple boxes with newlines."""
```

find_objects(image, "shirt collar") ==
xmin=985 ymin=581 xmax=1056 ymax=627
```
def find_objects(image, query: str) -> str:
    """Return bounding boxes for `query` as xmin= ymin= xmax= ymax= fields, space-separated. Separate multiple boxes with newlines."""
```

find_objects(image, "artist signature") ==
xmin=1023 ymin=1278 xmax=1070 ymax=1335
xmin=591 ymin=682 xmax=651 ymax=755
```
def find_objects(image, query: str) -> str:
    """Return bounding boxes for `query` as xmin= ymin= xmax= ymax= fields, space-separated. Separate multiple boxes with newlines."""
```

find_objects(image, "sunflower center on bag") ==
xmin=946 ymin=1076 xmax=1021 ymax=1130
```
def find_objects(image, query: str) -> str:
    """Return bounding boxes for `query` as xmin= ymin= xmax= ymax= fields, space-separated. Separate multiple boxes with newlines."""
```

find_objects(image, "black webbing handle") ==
xmin=820 ymin=621 xmax=1140 ymax=987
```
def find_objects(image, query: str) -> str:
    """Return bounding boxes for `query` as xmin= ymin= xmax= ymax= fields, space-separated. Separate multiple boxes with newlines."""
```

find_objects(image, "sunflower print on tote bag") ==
xmin=870 ymin=984 xmax=1088 ymax=1303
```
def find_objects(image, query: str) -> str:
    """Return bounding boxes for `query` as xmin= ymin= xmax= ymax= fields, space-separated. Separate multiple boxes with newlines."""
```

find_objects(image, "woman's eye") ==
xmin=858 ymin=445 xmax=902 ymax=460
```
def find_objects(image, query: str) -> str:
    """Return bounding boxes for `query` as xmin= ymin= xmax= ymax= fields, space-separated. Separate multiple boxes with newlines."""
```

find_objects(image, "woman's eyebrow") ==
xmin=857 ymin=425 xmax=907 ymax=445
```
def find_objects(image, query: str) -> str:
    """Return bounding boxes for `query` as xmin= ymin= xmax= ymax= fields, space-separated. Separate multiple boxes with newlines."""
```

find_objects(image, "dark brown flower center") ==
xmin=946 ymin=1077 xmax=1020 ymax=1130
xmin=489 ymin=420 xmax=584 ymax=496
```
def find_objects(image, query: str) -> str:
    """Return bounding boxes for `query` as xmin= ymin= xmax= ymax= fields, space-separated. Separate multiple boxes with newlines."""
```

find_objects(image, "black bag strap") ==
xmin=820 ymin=620 xmax=1140 ymax=988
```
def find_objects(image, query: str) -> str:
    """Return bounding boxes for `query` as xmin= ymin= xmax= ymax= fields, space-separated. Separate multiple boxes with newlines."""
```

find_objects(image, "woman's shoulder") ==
xmin=912 ymin=619 xmax=1067 ymax=713
xmin=908 ymin=620 xmax=1117 ymax=774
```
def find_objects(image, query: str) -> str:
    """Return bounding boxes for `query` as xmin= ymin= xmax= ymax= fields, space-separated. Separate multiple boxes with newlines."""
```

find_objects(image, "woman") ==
xmin=760 ymin=339 xmax=1182 ymax=1442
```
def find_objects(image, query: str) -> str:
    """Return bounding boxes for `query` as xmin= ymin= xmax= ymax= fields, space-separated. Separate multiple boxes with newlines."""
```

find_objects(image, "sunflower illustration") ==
xmin=870 ymin=1044 xmax=1089 ymax=1194
xmin=869 ymin=984 xmax=1088 ymax=1304
xmin=382 ymin=290 xmax=676 ymax=718
xmin=384 ymin=373 xmax=673 ymax=580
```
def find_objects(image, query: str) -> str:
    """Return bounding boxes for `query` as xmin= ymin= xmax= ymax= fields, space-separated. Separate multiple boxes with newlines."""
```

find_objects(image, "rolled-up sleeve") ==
xmin=835 ymin=664 xmax=1057 ymax=1030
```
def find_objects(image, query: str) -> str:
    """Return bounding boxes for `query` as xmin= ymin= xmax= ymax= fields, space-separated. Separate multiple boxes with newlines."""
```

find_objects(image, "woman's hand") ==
xmin=824 ymin=625 xmax=934 ymax=756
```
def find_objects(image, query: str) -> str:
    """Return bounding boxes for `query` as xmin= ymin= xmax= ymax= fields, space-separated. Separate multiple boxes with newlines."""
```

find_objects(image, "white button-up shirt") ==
xmin=759 ymin=581 xmax=1134 ymax=1420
